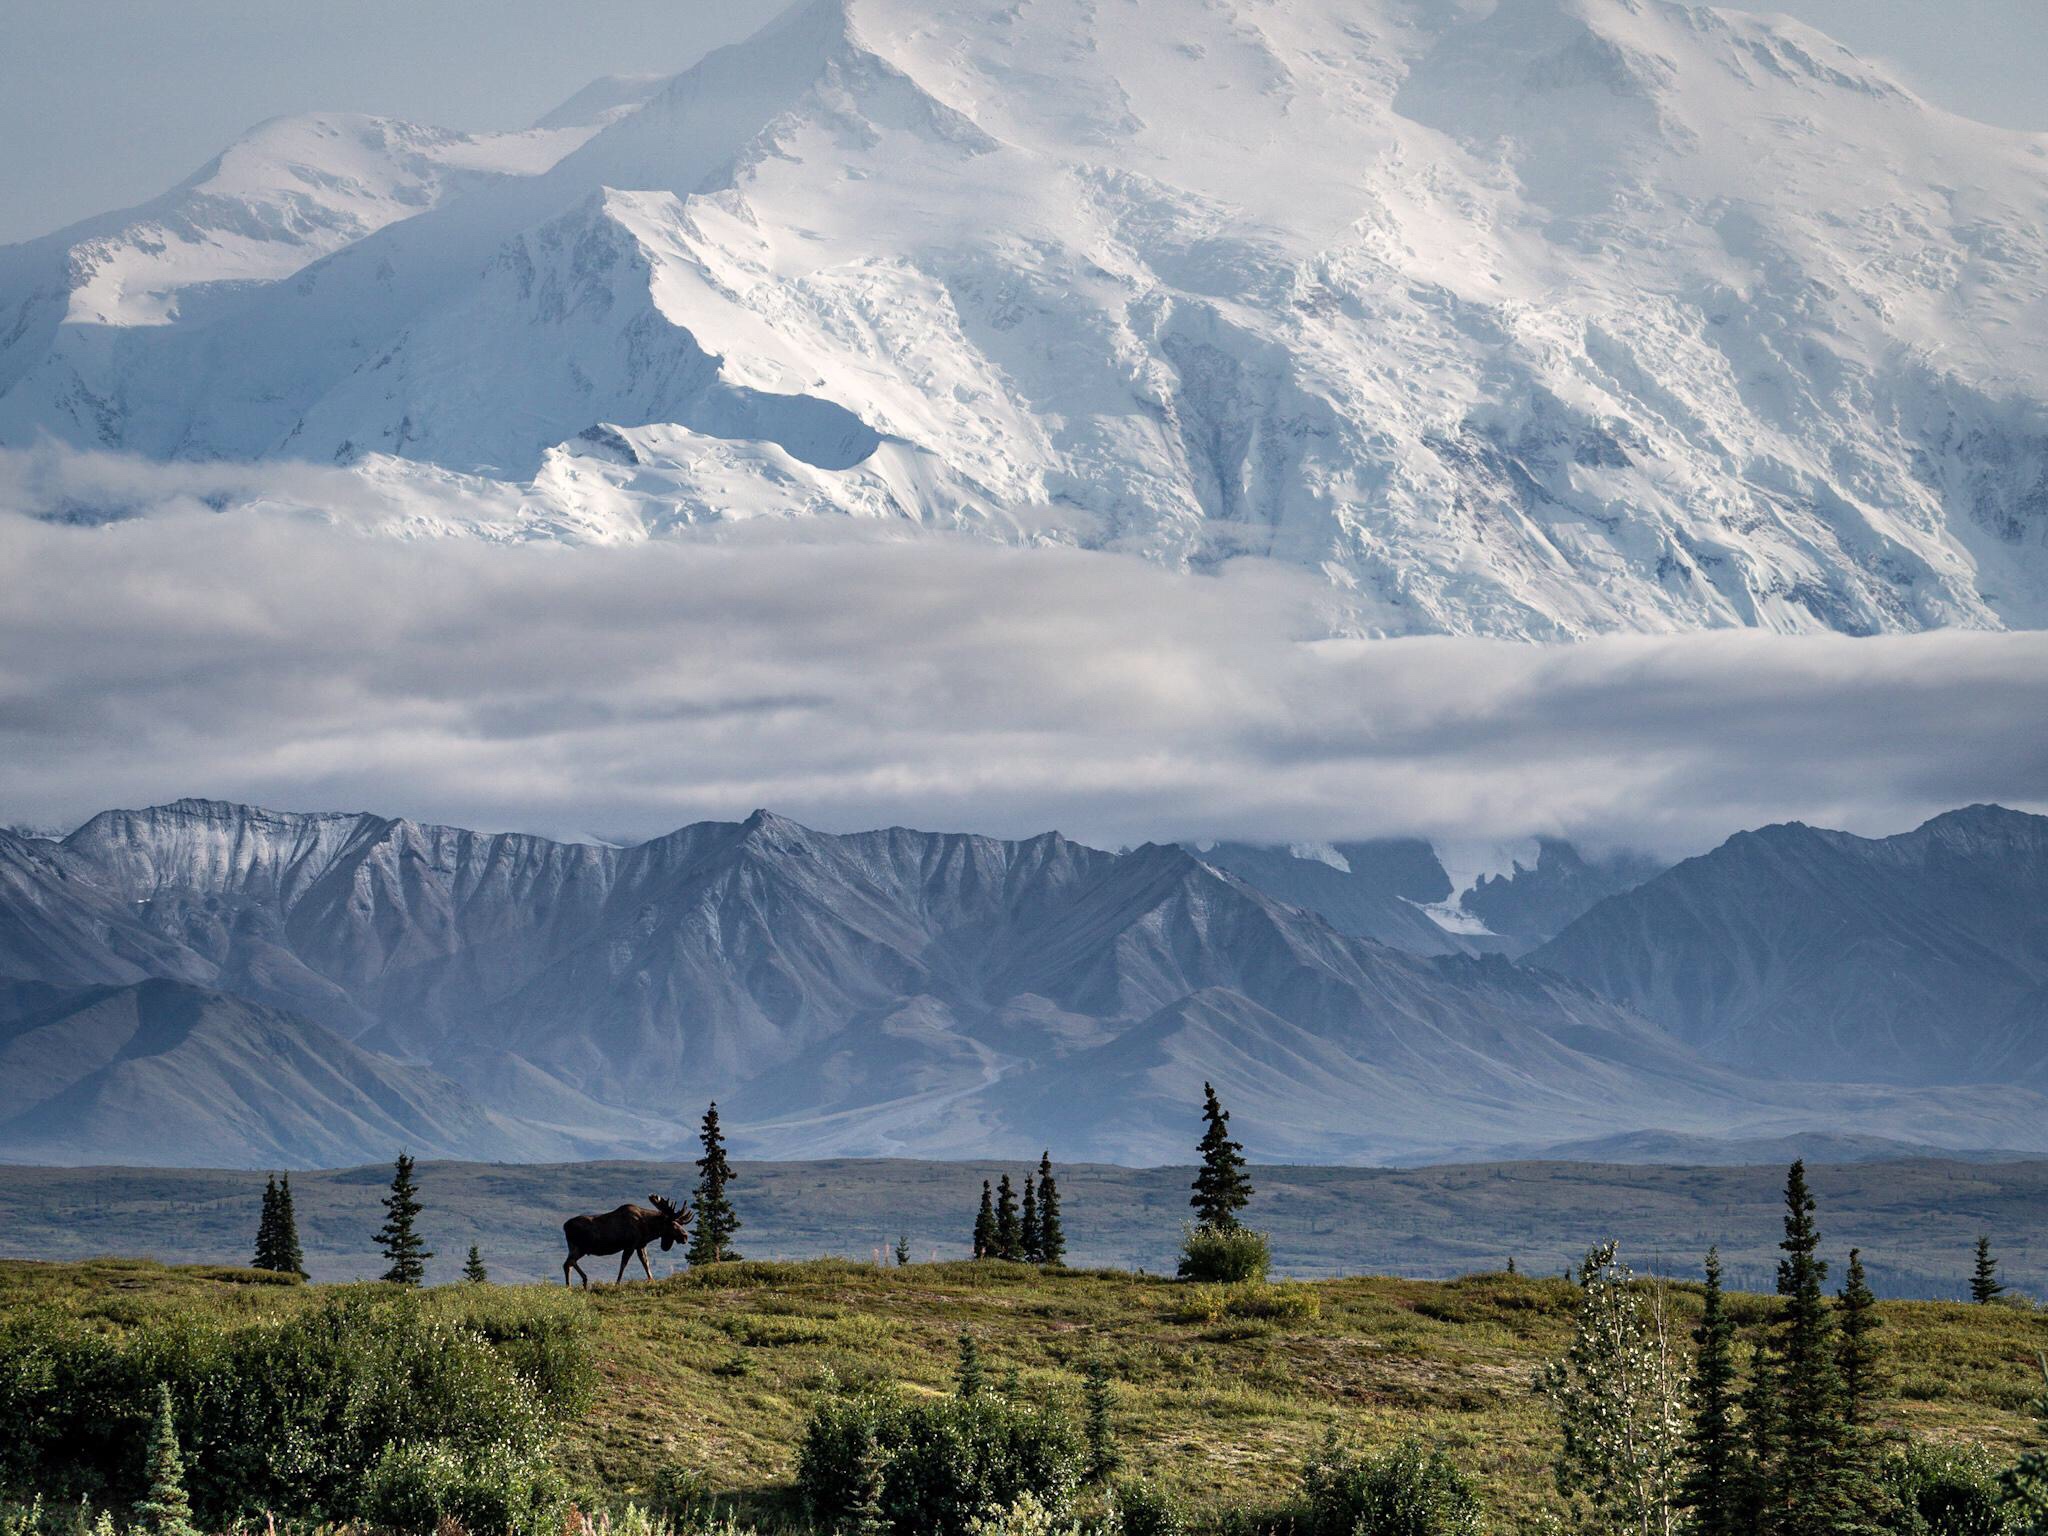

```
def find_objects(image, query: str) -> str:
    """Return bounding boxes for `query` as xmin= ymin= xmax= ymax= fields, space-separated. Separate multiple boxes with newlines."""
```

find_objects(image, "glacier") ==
xmin=2 ymin=0 xmax=2046 ymax=637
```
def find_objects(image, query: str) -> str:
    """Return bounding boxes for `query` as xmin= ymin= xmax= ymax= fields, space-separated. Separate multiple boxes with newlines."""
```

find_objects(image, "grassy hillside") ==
xmin=2 ymin=1156 xmax=2045 ymax=1296
xmin=4 ymin=1257 xmax=2044 ymax=1528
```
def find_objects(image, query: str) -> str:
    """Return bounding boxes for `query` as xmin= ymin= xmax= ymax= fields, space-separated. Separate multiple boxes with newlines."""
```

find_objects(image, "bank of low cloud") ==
xmin=1 ymin=489 xmax=2043 ymax=853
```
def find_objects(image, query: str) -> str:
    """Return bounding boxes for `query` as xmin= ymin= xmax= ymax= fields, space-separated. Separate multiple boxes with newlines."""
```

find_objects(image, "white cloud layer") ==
xmin=2 ymin=461 xmax=2044 ymax=854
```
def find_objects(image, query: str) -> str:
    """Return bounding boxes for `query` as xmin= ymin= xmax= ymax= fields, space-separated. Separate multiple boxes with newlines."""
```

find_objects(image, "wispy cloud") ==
xmin=2 ymin=459 xmax=2043 ymax=854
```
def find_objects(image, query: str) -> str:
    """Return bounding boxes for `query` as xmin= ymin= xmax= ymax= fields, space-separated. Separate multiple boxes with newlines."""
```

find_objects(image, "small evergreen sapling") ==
xmin=1189 ymin=1082 xmax=1251 ymax=1231
xmin=1837 ymin=1247 xmax=1882 ymax=1428
xmin=375 ymin=1151 xmax=431 ymax=1286
xmin=687 ymin=1100 xmax=743 ymax=1265
xmin=134 ymin=1383 xmax=199 ymax=1536
xmin=1036 ymin=1151 xmax=1065 ymax=1268
xmin=895 ymin=1233 xmax=911 ymax=1267
xmin=2003 ymin=1353 xmax=2048 ymax=1533
xmin=1972 ymin=1235 xmax=2004 ymax=1304
xmin=957 ymin=1332 xmax=987 ymax=1398
xmin=1082 ymin=1359 xmax=1120 ymax=1479
xmin=463 ymin=1244 xmax=488 ymax=1283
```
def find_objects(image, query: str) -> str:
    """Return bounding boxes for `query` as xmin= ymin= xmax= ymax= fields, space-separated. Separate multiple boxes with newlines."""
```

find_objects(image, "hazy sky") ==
xmin=1 ymin=0 xmax=2044 ymax=245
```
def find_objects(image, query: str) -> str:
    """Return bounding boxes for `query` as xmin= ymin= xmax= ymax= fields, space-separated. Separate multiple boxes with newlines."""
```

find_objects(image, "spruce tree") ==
xmin=1036 ymin=1151 xmax=1066 ymax=1268
xmin=1734 ymin=1341 xmax=1781 ymax=1536
xmin=1770 ymin=1160 xmax=1857 ymax=1536
xmin=895 ymin=1233 xmax=911 ymax=1267
xmin=1972 ymin=1235 xmax=2004 ymax=1304
xmin=1837 ymin=1248 xmax=1882 ymax=1428
xmin=687 ymin=1101 xmax=743 ymax=1265
xmin=134 ymin=1383 xmax=199 ymax=1536
xmin=1020 ymin=1174 xmax=1041 ymax=1264
xmin=1082 ymin=1358 xmax=1120 ymax=1479
xmin=1681 ymin=1248 xmax=1742 ymax=1536
xmin=957 ymin=1332 xmax=986 ymax=1398
xmin=1189 ymin=1081 xmax=1252 ymax=1231
xmin=973 ymin=1180 xmax=996 ymax=1260
xmin=463 ymin=1244 xmax=488 ymax=1284
xmin=375 ymin=1151 xmax=431 ymax=1286
xmin=995 ymin=1174 xmax=1020 ymax=1261
xmin=274 ymin=1174 xmax=304 ymax=1277
xmin=253 ymin=1175 xmax=280 ymax=1271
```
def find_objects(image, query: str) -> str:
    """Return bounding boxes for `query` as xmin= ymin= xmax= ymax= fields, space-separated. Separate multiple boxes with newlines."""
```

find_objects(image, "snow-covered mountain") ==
xmin=4 ymin=798 xmax=2047 ymax=1167
xmin=5 ymin=0 xmax=2046 ymax=636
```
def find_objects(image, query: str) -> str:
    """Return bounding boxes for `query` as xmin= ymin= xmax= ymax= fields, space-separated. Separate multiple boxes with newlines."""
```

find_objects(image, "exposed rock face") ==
xmin=1530 ymin=806 xmax=2048 ymax=1085
xmin=5 ymin=798 xmax=2047 ymax=1166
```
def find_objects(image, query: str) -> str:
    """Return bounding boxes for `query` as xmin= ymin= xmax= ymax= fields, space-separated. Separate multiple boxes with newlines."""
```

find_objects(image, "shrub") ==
xmin=1300 ymin=1435 xmax=1485 ymax=1536
xmin=0 ymin=1289 xmax=590 ymax=1528
xmin=1112 ymin=1478 xmax=1187 ymax=1536
xmin=798 ymin=1388 xmax=1085 ymax=1536
xmin=1175 ymin=1227 xmax=1271 ymax=1285
xmin=1876 ymin=1443 xmax=2012 ymax=1536
xmin=1172 ymin=1282 xmax=1318 ymax=1325
xmin=362 ymin=1439 xmax=568 ymax=1536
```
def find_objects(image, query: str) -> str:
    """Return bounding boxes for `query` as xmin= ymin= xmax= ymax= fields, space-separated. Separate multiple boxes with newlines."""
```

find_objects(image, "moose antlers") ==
xmin=649 ymin=1192 xmax=692 ymax=1221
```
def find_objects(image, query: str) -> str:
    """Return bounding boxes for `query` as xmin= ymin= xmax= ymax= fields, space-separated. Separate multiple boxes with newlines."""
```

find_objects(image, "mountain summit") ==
xmin=4 ymin=0 xmax=2045 ymax=636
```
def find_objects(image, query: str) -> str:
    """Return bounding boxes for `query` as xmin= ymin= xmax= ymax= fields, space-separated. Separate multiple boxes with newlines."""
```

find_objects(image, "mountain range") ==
xmin=0 ymin=798 xmax=2043 ymax=1168
xmin=4 ymin=0 xmax=2046 ymax=637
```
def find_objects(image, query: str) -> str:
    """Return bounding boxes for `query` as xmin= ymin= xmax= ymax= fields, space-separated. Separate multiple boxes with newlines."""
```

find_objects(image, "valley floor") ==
xmin=2 ymin=1157 xmax=2044 ymax=1296
xmin=3 ymin=1257 xmax=2044 ymax=1528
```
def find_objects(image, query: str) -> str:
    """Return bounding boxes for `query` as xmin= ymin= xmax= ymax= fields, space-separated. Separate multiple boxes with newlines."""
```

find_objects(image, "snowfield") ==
xmin=3 ymin=0 xmax=2046 ymax=638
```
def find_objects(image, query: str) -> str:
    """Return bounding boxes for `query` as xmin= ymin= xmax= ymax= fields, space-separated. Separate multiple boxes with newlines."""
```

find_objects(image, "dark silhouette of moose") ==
xmin=562 ymin=1193 xmax=692 ymax=1287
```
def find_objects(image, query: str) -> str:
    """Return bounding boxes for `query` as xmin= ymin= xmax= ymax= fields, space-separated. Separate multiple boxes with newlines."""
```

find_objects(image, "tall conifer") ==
xmin=1837 ymin=1248 xmax=1882 ymax=1427
xmin=1021 ymin=1174 xmax=1041 ymax=1263
xmin=1189 ymin=1081 xmax=1251 ymax=1231
xmin=274 ymin=1174 xmax=304 ymax=1276
xmin=995 ymin=1174 xmax=1020 ymax=1260
xmin=973 ymin=1180 xmax=996 ymax=1259
xmin=1770 ymin=1160 xmax=1857 ymax=1536
xmin=253 ymin=1175 xmax=280 ymax=1271
xmin=1036 ymin=1151 xmax=1065 ymax=1267
xmin=687 ymin=1101 xmax=743 ymax=1265
xmin=1681 ymin=1248 xmax=1742 ymax=1536
xmin=375 ymin=1152 xmax=431 ymax=1286
xmin=1972 ymin=1236 xmax=2004 ymax=1303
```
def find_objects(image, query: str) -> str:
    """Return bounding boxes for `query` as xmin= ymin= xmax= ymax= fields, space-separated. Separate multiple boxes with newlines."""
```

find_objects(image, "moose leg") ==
xmin=565 ymin=1253 xmax=589 ymax=1289
xmin=637 ymin=1247 xmax=654 ymax=1282
xmin=615 ymin=1250 xmax=631 ymax=1285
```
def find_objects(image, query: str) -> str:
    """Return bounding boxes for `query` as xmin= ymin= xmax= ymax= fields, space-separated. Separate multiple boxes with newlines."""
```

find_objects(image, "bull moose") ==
xmin=562 ymin=1193 xmax=692 ymax=1287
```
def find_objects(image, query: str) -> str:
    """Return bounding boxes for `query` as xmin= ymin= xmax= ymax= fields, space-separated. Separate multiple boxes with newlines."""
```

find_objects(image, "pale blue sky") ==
xmin=0 ymin=0 xmax=2043 ymax=245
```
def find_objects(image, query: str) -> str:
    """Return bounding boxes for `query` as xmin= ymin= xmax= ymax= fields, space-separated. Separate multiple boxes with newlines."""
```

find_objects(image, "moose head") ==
xmin=649 ymin=1192 xmax=693 ymax=1251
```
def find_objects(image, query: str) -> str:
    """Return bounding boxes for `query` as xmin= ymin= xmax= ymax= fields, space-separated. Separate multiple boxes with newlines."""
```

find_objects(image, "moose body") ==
xmin=562 ymin=1193 xmax=691 ymax=1287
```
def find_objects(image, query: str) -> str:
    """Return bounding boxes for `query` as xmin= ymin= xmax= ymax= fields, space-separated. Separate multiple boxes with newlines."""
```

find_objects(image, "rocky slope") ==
xmin=4 ymin=798 xmax=2047 ymax=1165
xmin=1529 ymin=805 xmax=2048 ymax=1084
xmin=0 ymin=978 xmax=600 ymax=1166
xmin=3 ymin=0 xmax=2045 ymax=636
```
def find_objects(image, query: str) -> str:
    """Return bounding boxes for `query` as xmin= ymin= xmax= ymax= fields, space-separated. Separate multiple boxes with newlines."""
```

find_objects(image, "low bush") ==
xmin=1172 ymin=1282 xmax=1318 ymax=1325
xmin=798 ymin=1387 xmax=1085 ymax=1536
xmin=362 ymin=1439 xmax=569 ymax=1536
xmin=1299 ymin=1434 xmax=1485 ymax=1536
xmin=1876 ymin=1443 xmax=2013 ymax=1536
xmin=1112 ymin=1478 xmax=1187 ymax=1536
xmin=0 ymin=1287 xmax=591 ymax=1529
xmin=1175 ymin=1228 xmax=1270 ymax=1285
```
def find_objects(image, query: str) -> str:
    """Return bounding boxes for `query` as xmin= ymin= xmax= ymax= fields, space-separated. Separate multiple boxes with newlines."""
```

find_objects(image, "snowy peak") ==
xmin=5 ymin=0 xmax=2048 ymax=635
